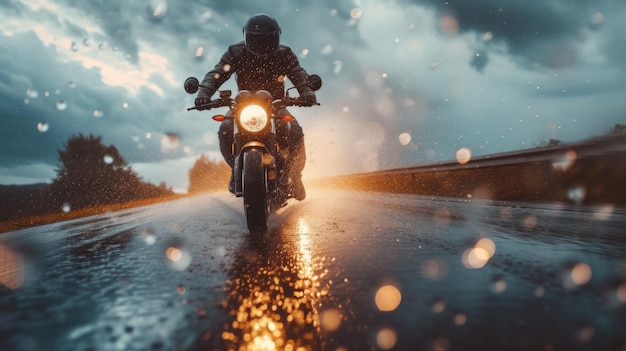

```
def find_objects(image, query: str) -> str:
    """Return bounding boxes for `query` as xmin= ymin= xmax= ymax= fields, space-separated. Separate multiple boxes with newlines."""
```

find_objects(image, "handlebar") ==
xmin=273 ymin=97 xmax=320 ymax=108
xmin=187 ymin=97 xmax=319 ymax=111
xmin=187 ymin=98 xmax=232 ymax=111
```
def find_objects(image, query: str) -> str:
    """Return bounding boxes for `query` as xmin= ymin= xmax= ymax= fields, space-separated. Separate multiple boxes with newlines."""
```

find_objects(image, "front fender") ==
xmin=233 ymin=143 xmax=274 ymax=196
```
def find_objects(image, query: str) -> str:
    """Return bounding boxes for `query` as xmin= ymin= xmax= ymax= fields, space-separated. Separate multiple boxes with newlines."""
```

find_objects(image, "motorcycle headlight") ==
xmin=239 ymin=104 xmax=268 ymax=132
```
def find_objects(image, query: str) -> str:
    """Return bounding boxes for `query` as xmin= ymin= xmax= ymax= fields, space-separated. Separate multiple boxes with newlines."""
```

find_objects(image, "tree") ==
xmin=50 ymin=134 xmax=172 ymax=210
xmin=188 ymin=154 xmax=230 ymax=193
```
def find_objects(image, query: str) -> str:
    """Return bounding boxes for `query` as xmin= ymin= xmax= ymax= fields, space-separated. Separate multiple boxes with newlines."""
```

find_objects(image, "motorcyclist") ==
xmin=195 ymin=13 xmax=316 ymax=201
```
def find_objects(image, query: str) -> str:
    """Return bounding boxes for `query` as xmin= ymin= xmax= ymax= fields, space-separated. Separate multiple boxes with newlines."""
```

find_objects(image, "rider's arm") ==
xmin=283 ymin=47 xmax=314 ymax=96
xmin=198 ymin=43 xmax=245 ymax=98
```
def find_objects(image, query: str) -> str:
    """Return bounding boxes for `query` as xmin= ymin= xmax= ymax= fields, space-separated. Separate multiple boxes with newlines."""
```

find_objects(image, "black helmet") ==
xmin=242 ymin=13 xmax=281 ymax=56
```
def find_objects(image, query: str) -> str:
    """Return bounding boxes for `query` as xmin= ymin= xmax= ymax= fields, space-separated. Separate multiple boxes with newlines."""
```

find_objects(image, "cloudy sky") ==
xmin=1 ymin=0 xmax=625 ymax=192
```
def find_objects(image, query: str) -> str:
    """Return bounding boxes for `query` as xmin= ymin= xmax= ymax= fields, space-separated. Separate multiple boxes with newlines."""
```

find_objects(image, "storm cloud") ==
xmin=1 ymin=0 xmax=625 ymax=191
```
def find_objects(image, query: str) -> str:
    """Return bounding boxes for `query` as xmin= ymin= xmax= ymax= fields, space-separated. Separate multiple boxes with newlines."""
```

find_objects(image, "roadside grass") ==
xmin=0 ymin=194 xmax=188 ymax=234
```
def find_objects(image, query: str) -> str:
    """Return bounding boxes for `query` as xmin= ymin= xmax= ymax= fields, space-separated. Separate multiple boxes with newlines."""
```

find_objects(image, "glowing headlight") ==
xmin=239 ymin=105 xmax=268 ymax=132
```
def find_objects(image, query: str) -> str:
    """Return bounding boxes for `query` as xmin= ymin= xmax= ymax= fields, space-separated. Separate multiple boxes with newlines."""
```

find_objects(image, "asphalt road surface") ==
xmin=1 ymin=189 xmax=625 ymax=351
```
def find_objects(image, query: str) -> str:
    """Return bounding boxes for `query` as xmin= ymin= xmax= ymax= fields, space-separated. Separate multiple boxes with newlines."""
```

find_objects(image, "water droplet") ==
xmin=37 ymin=122 xmax=49 ymax=132
xmin=552 ymin=150 xmax=577 ymax=171
xmin=195 ymin=46 xmax=204 ymax=58
xmin=333 ymin=60 xmax=343 ymax=75
xmin=71 ymin=42 xmax=78 ymax=52
xmin=375 ymin=285 xmax=402 ymax=311
xmin=350 ymin=7 xmax=363 ymax=19
xmin=462 ymin=239 xmax=496 ymax=270
xmin=161 ymin=133 xmax=180 ymax=152
xmin=576 ymin=326 xmax=595 ymax=343
xmin=321 ymin=44 xmax=333 ymax=55
xmin=93 ymin=109 xmax=104 ymax=118
xmin=376 ymin=328 xmax=397 ymax=350
xmin=568 ymin=186 xmax=586 ymax=204
xmin=139 ymin=227 xmax=156 ymax=245
xmin=456 ymin=147 xmax=472 ymax=164
xmin=56 ymin=100 xmax=67 ymax=111
xmin=122 ymin=102 xmax=129 ymax=109
xmin=177 ymin=286 xmax=186 ymax=294
xmin=320 ymin=309 xmax=341 ymax=331
xmin=454 ymin=313 xmax=467 ymax=326
xmin=26 ymin=89 xmax=38 ymax=98
xmin=165 ymin=244 xmax=192 ymax=271
xmin=149 ymin=0 xmax=168 ymax=19
xmin=431 ymin=298 xmax=446 ymax=313
xmin=491 ymin=275 xmax=507 ymax=293
xmin=421 ymin=259 xmax=448 ymax=280
xmin=103 ymin=155 xmax=114 ymax=164
xmin=68 ymin=81 xmax=76 ymax=88
xmin=62 ymin=202 xmax=71 ymax=213
xmin=398 ymin=132 xmax=411 ymax=145
xmin=562 ymin=262 xmax=592 ymax=290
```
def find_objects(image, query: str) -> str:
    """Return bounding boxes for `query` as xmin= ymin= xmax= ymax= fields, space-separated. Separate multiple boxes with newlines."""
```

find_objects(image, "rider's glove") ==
xmin=299 ymin=89 xmax=317 ymax=104
xmin=195 ymin=97 xmax=211 ymax=107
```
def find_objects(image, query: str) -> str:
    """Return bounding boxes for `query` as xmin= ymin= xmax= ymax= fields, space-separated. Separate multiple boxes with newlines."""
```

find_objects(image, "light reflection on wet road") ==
xmin=1 ymin=190 xmax=625 ymax=351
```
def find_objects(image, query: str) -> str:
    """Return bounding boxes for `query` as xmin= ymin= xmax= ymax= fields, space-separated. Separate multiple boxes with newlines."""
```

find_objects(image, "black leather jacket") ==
xmin=198 ymin=42 xmax=312 ymax=99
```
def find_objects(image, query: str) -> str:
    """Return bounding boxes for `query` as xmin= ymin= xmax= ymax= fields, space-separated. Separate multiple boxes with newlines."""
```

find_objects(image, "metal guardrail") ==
xmin=316 ymin=133 xmax=626 ymax=205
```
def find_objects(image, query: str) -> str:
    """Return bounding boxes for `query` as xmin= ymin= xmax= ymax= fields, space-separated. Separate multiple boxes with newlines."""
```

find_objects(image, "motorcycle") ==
xmin=183 ymin=75 xmax=322 ymax=234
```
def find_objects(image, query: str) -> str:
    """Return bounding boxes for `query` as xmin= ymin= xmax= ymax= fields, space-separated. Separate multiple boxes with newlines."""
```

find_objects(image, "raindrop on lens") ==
xmin=320 ymin=309 xmax=342 ymax=331
xmin=140 ymin=228 xmax=156 ymax=245
xmin=56 ymin=100 xmax=67 ymax=111
xmin=321 ymin=44 xmax=333 ymax=55
xmin=103 ymin=155 xmax=114 ymax=164
xmin=62 ymin=202 xmax=71 ymax=213
xmin=93 ymin=109 xmax=104 ymax=118
xmin=37 ymin=122 xmax=49 ymax=132
xmin=398 ymin=132 xmax=411 ymax=145
xmin=375 ymin=285 xmax=402 ymax=311
xmin=195 ymin=46 xmax=204 ymax=59
xmin=149 ymin=0 xmax=168 ymax=19
xmin=333 ymin=60 xmax=343 ymax=75
xmin=456 ymin=147 xmax=472 ymax=164
xmin=376 ymin=328 xmax=397 ymax=350
xmin=568 ymin=186 xmax=586 ymax=204
xmin=71 ymin=42 xmax=78 ymax=52
xmin=165 ymin=244 xmax=192 ymax=271
xmin=26 ymin=89 xmax=38 ymax=98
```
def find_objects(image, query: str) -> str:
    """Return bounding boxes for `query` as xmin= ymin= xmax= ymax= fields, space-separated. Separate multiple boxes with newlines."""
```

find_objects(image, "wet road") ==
xmin=1 ymin=189 xmax=626 ymax=351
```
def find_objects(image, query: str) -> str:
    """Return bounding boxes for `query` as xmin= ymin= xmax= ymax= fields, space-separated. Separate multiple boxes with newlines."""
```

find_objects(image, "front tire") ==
xmin=243 ymin=149 xmax=268 ymax=234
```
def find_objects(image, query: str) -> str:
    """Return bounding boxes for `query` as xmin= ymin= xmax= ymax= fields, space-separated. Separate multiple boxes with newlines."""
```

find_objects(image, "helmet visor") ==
xmin=245 ymin=31 xmax=279 ymax=55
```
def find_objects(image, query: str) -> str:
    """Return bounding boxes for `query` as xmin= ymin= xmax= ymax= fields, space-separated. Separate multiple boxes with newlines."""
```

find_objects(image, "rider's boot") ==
xmin=290 ymin=139 xmax=306 ymax=201
xmin=292 ymin=174 xmax=306 ymax=201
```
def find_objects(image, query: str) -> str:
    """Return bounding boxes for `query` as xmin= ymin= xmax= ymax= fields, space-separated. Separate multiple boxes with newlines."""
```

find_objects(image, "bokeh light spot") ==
xmin=375 ymin=285 xmax=402 ymax=311
xmin=456 ymin=147 xmax=472 ymax=164
xmin=376 ymin=328 xmax=397 ymax=350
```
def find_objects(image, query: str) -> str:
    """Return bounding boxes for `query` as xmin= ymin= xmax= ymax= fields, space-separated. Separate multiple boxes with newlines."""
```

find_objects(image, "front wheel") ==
xmin=243 ymin=149 xmax=268 ymax=234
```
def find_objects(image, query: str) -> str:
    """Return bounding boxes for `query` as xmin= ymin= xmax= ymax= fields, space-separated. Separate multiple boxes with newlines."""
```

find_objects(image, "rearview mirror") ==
xmin=184 ymin=77 xmax=199 ymax=94
xmin=308 ymin=74 xmax=322 ymax=91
